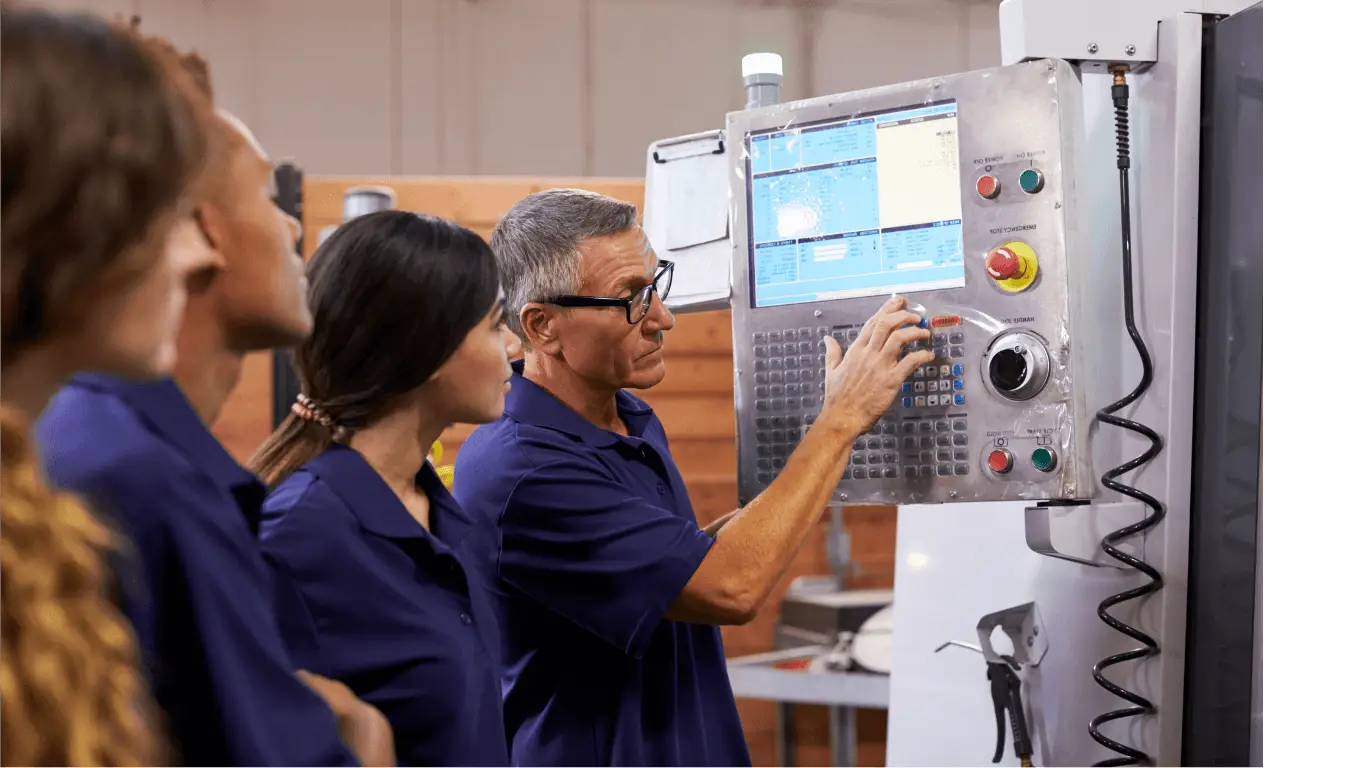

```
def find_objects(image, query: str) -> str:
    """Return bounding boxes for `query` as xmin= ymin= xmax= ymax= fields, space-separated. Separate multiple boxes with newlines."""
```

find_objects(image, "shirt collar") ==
xmin=503 ymin=359 xmax=657 ymax=449
xmin=303 ymin=444 xmax=467 ymax=544
xmin=69 ymin=373 xmax=262 ymax=493
xmin=68 ymin=373 xmax=267 ymax=532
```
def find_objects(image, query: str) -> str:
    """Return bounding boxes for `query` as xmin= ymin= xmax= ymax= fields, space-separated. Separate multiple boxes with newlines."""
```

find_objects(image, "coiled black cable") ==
xmin=1087 ymin=69 xmax=1167 ymax=768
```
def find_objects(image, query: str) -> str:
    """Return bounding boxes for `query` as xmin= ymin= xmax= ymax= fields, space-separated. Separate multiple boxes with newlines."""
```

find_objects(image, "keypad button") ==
xmin=756 ymin=359 xmax=768 ymax=372
xmin=954 ymin=464 xmax=970 ymax=476
xmin=758 ymin=445 xmax=771 ymax=457
xmin=953 ymin=433 xmax=969 ymax=446
xmin=951 ymin=346 xmax=965 ymax=359
xmin=903 ymin=436 xmax=918 ymax=449
xmin=774 ymin=457 xmax=786 ymax=469
xmin=853 ymin=468 xmax=868 ymax=479
xmin=854 ymin=439 xmax=867 ymax=450
xmin=883 ymin=453 xmax=897 ymax=464
xmin=785 ymin=397 xmax=800 ymax=410
xmin=753 ymin=333 xmax=766 ymax=344
xmin=934 ymin=347 xmax=949 ymax=360
xmin=758 ymin=458 xmax=772 ymax=470
xmin=783 ymin=343 xmax=798 ymax=356
xmin=949 ymin=332 xmax=965 ymax=345
xmin=757 ymin=431 xmax=770 ymax=443
xmin=801 ymin=395 xmax=816 ymax=408
xmin=768 ymin=344 xmax=783 ymax=357
xmin=915 ymin=396 xmax=927 ymax=407
xmin=869 ymin=454 xmax=882 ymax=465
xmin=832 ymin=329 xmax=848 ymax=342
xmin=914 ymin=381 xmax=927 ymax=393
xmin=938 ymin=365 xmax=951 ymax=377
xmin=783 ymin=329 xmax=797 ymax=342
xmin=755 ymin=417 xmax=770 ymax=429
xmin=884 ymin=467 xmax=898 ymax=478
xmin=936 ymin=434 xmax=951 ymax=447
xmin=754 ymin=346 xmax=766 ymax=358
xmin=868 ymin=468 xmax=882 ymax=479
xmin=902 ymin=466 xmax=916 ymax=478
xmin=937 ymin=465 xmax=953 ymax=477
xmin=785 ymin=383 xmax=800 ymax=396
xmin=918 ymin=421 xmax=933 ymax=433
xmin=784 ymin=370 xmax=799 ymax=383
xmin=766 ymin=331 xmax=782 ymax=342
xmin=954 ymin=448 xmax=970 ymax=462
xmin=926 ymin=366 xmax=939 ymax=378
xmin=935 ymin=421 xmax=951 ymax=432
xmin=756 ymin=399 xmax=769 ymax=412
xmin=798 ymin=327 xmax=813 ymax=340
xmin=800 ymin=369 xmax=814 ymax=383
xmin=784 ymin=356 xmax=799 ymax=370
xmin=801 ymin=383 xmax=815 ymax=395
xmin=842 ymin=468 xmax=852 ymax=480
xmin=804 ymin=414 xmax=816 ymax=425
xmin=937 ymin=449 xmax=953 ymax=462
xmin=927 ymin=395 xmax=940 ymax=406
xmin=799 ymin=342 xmax=813 ymax=355
xmin=953 ymin=379 xmax=965 ymax=391
xmin=920 ymin=436 xmax=935 ymax=450
xmin=852 ymin=455 xmax=866 ymax=465
xmin=952 ymin=419 xmax=967 ymax=431
xmin=952 ymin=363 xmax=964 ymax=377
xmin=920 ymin=464 xmax=934 ymax=476
xmin=785 ymin=416 xmax=800 ymax=428
xmin=817 ymin=326 xmax=830 ymax=337
xmin=913 ymin=367 xmax=926 ymax=379
xmin=933 ymin=333 xmax=948 ymax=346
xmin=758 ymin=471 xmax=773 ymax=483
xmin=767 ymin=384 xmax=783 ymax=397
xmin=799 ymin=354 xmax=813 ymax=367
xmin=953 ymin=394 xmax=966 ymax=406
xmin=882 ymin=437 xmax=897 ymax=450
xmin=754 ymin=386 xmax=765 ymax=399
xmin=901 ymin=382 xmax=913 ymax=394
xmin=754 ymin=373 xmax=766 ymax=385
xmin=920 ymin=450 xmax=935 ymax=462
xmin=928 ymin=380 xmax=939 ymax=393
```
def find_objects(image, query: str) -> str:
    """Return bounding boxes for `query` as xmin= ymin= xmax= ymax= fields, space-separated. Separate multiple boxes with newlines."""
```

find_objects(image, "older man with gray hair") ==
xmin=451 ymin=188 xmax=934 ymax=767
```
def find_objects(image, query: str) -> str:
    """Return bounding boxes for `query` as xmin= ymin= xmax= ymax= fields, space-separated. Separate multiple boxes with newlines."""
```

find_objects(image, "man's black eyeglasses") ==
xmin=539 ymin=260 xmax=675 ymax=325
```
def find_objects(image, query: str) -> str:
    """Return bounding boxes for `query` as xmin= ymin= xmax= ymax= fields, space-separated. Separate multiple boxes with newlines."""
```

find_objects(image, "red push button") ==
xmin=987 ymin=246 xmax=1025 ymax=281
xmin=988 ymin=449 xmax=1014 ymax=474
xmin=976 ymin=174 xmax=1001 ymax=200
xmin=930 ymin=314 xmax=962 ymax=328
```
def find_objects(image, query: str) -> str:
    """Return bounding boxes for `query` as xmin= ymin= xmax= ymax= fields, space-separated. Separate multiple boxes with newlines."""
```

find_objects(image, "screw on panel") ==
xmin=1087 ymin=43 xmax=1099 ymax=54
xmin=839 ymin=493 xmax=849 ymax=501
xmin=949 ymin=490 xmax=959 ymax=499
xmin=1125 ymin=45 xmax=1136 ymax=56
xmin=814 ymin=309 xmax=823 ymax=318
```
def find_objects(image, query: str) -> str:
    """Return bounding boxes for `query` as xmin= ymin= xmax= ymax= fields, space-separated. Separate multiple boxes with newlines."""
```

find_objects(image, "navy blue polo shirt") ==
xmin=259 ymin=445 xmax=508 ymax=767
xmin=35 ymin=374 xmax=357 ymax=767
xmin=450 ymin=363 xmax=751 ymax=767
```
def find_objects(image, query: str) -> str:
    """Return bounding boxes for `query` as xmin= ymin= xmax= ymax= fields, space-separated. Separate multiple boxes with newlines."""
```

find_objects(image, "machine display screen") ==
xmin=746 ymin=99 xmax=965 ymax=308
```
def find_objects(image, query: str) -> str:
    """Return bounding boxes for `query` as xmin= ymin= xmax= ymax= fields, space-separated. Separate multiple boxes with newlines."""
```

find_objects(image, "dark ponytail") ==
xmin=246 ymin=210 xmax=500 ymax=487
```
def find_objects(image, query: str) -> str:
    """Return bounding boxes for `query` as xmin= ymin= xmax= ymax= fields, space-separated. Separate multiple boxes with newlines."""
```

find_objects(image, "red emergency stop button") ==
xmin=988 ymin=449 xmax=1014 ymax=474
xmin=976 ymin=174 xmax=1001 ymax=200
xmin=987 ymin=246 xmax=1025 ymax=281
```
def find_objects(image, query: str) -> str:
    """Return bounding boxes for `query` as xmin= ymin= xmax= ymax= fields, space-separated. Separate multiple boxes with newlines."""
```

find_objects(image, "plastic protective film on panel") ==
xmin=725 ymin=58 xmax=1102 ymax=507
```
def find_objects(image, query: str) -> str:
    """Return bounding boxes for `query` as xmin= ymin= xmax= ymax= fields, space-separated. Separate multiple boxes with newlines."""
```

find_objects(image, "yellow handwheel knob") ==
xmin=430 ymin=440 xmax=444 ymax=463
xmin=436 ymin=464 xmax=455 ymax=491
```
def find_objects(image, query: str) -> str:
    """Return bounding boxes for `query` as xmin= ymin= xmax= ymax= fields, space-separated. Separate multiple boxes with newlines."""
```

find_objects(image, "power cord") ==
xmin=1087 ymin=65 xmax=1168 ymax=767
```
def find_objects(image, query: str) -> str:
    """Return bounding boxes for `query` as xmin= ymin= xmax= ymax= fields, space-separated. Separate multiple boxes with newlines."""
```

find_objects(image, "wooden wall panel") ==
xmin=210 ymin=174 xmax=898 ymax=766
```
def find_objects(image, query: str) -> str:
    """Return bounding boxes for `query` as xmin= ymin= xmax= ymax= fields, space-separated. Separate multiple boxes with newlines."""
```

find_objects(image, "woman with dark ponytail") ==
xmin=247 ymin=209 xmax=517 ymax=766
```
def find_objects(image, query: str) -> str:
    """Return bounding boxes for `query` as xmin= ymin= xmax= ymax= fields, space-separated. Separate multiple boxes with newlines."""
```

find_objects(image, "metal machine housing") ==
xmin=725 ymin=59 xmax=1106 ymax=507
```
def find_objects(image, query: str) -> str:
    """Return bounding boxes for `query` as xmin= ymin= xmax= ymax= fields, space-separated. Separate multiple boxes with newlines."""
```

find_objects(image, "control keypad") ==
xmin=751 ymin=322 xmax=973 ymax=488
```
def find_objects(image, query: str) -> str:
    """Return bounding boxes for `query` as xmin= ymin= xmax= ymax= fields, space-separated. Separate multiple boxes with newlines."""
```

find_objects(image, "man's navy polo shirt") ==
xmin=260 ymin=445 xmax=508 ymax=766
xmin=35 ymin=374 xmax=356 ymax=766
xmin=450 ymin=362 xmax=751 ymax=767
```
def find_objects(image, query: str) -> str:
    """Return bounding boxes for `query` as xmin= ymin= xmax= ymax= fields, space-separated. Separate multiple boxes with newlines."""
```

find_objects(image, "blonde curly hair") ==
xmin=0 ymin=408 xmax=162 ymax=766
xmin=1 ymin=5 xmax=216 ymax=765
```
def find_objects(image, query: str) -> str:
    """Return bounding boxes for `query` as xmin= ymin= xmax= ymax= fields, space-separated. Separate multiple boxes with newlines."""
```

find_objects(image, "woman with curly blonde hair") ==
xmin=0 ymin=4 xmax=216 ymax=764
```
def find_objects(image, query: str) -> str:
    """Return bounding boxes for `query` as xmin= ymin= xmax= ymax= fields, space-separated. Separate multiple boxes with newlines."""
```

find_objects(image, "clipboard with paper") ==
xmin=643 ymin=129 xmax=733 ymax=313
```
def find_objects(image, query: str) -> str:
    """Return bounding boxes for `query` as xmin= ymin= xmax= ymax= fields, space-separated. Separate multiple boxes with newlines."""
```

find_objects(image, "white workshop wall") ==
xmin=36 ymin=0 xmax=1000 ymax=177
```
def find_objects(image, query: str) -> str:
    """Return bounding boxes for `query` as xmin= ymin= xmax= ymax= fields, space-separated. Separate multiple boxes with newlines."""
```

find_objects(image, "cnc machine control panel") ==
xmin=727 ymin=59 xmax=1102 ymax=506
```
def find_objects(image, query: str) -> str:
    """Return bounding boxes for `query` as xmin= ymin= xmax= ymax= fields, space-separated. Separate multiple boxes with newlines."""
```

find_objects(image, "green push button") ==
xmin=1019 ymin=168 xmax=1045 ymax=194
xmin=1031 ymin=447 xmax=1056 ymax=472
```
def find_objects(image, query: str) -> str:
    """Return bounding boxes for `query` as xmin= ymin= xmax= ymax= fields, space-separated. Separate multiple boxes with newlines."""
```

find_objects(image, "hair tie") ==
xmin=291 ymin=394 xmax=335 ymax=428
